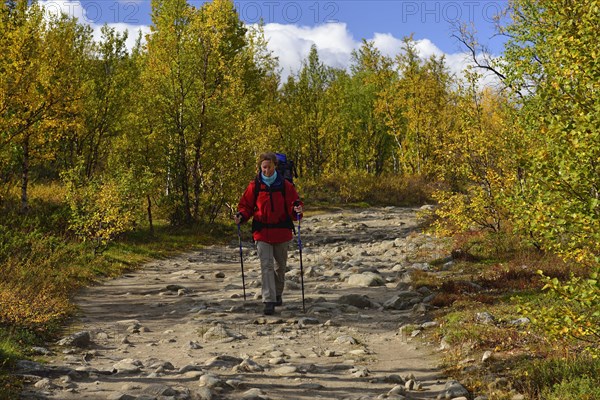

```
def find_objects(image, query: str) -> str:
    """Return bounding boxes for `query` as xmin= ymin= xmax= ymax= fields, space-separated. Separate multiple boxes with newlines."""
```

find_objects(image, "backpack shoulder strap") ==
xmin=253 ymin=176 xmax=260 ymax=204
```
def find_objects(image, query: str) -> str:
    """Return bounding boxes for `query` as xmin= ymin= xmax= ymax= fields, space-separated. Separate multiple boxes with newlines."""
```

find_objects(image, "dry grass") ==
xmin=421 ymin=228 xmax=600 ymax=399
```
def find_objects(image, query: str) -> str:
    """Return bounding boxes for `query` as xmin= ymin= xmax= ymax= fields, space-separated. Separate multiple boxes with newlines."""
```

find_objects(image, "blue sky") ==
xmin=40 ymin=1 xmax=508 ymax=81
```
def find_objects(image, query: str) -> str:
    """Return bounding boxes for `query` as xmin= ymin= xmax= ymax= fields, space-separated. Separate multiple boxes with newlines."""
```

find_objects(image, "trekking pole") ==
xmin=236 ymin=221 xmax=247 ymax=301
xmin=295 ymin=203 xmax=306 ymax=313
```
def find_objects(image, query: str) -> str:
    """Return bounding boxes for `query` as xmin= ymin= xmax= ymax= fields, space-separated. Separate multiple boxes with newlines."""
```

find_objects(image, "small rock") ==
xmin=57 ymin=331 xmax=91 ymax=348
xmin=273 ymin=365 xmax=297 ymax=375
xmin=297 ymin=317 xmax=320 ymax=326
xmin=350 ymin=366 xmax=369 ymax=377
xmin=143 ymin=384 xmax=177 ymax=396
xmin=510 ymin=317 xmax=530 ymax=326
xmin=199 ymin=373 xmax=222 ymax=388
xmin=334 ymin=335 xmax=358 ymax=345
xmin=193 ymin=386 xmax=213 ymax=400
xmin=235 ymin=358 xmax=264 ymax=372
xmin=347 ymin=272 xmax=385 ymax=287
xmin=241 ymin=387 xmax=269 ymax=399
xmin=30 ymin=347 xmax=53 ymax=356
xmin=476 ymin=312 xmax=495 ymax=324
xmin=112 ymin=359 xmax=143 ymax=375
xmin=388 ymin=385 xmax=406 ymax=396
xmin=33 ymin=378 xmax=54 ymax=390
xmin=482 ymin=351 xmax=493 ymax=362
xmin=337 ymin=294 xmax=375 ymax=308
xmin=107 ymin=394 xmax=136 ymax=400
xmin=444 ymin=380 xmax=470 ymax=398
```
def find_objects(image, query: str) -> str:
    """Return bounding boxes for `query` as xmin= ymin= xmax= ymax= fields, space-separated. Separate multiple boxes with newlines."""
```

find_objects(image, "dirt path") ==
xmin=18 ymin=207 xmax=466 ymax=400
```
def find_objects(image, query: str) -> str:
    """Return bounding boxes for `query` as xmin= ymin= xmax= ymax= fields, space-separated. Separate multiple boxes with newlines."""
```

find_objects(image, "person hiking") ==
xmin=234 ymin=152 xmax=304 ymax=315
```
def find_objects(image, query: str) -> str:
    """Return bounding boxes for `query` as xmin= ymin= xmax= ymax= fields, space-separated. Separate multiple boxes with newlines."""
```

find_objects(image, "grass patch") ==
xmin=0 ymin=328 xmax=33 ymax=400
xmin=0 ymin=335 xmax=23 ymax=368
xmin=0 ymin=219 xmax=235 ymax=331
xmin=410 ymin=269 xmax=440 ymax=288
xmin=541 ymin=376 xmax=600 ymax=400
xmin=439 ymin=302 xmax=524 ymax=343
xmin=515 ymin=356 xmax=600 ymax=400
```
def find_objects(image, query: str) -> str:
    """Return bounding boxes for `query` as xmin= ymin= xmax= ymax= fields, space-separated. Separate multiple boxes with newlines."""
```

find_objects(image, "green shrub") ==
xmin=519 ymin=269 xmax=600 ymax=357
xmin=542 ymin=376 xmax=600 ymax=400
xmin=63 ymin=169 xmax=147 ymax=253
xmin=301 ymin=172 xmax=433 ymax=206
xmin=0 ymin=338 xmax=19 ymax=368
xmin=0 ymin=330 xmax=26 ymax=400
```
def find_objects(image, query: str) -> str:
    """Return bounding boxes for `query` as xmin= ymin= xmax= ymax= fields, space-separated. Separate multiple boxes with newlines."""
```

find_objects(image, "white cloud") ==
xmin=39 ymin=0 xmax=149 ymax=53
xmin=37 ymin=2 xmax=499 ymax=86
xmin=371 ymin=33 xmax=404 ymax=59
xmin=261 ymin=22 xmax=500 ymax=86
xmin=369 ymin=33 xmax=447 ymax=61
xmin=262 ymin=22 xmax=356 ymax=79
xmin=414 ymin=38 xmax=445 ymax=59
xmin=89 ymin=23 xmax=151 ymax=53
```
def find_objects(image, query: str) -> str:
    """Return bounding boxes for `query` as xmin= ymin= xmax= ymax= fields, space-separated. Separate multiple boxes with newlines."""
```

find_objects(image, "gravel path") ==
xmin=18 ymin=207 xmax=472 ymax=400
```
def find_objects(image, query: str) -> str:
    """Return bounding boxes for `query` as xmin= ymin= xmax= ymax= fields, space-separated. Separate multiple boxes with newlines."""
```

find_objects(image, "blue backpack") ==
xmin=275 ymin=153 xmax=297 ymax=184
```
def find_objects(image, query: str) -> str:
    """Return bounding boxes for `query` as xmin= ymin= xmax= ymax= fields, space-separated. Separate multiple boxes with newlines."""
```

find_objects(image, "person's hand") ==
xmin=234 ymin=212 xmax=243 ymax=225
xmin=293 ymin=204 xmax=303 ymax=214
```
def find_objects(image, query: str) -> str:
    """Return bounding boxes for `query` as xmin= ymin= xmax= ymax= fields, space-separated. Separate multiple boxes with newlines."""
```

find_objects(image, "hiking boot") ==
xmin=275 ymin=295 xmax=282 ymax=306
xmin=263 ymin=302 xmax=275 ymax=315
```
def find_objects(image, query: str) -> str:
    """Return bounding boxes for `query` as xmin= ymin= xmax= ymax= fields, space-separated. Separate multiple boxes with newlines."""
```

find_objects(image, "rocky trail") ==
xmin=17 ymin=207 xmax=474 ymax=400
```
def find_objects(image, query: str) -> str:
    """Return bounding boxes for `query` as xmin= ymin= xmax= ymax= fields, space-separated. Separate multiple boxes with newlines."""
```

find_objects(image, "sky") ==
xmin=39 ymin=0 xmax=509 ymax=82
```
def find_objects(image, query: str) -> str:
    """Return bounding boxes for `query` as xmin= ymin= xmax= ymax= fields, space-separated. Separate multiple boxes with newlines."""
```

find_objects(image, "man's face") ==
xmin=261 ymin=160 xmax=275 ymax=177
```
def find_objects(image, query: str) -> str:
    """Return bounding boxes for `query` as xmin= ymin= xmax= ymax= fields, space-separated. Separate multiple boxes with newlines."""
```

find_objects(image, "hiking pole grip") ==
xmin=296 ymin=210 xmax=305 ymax=313
xmin=237 ymin=222 xmax=247 ymax=301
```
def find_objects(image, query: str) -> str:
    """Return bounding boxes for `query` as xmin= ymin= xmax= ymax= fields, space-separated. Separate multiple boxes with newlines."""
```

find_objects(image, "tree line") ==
xmin=1 ymin=0 xmax=599 ymax=276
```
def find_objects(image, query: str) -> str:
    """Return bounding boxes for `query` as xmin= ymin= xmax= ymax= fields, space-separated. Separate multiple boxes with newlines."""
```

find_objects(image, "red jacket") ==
xmin=238 ymin=174 xmax=303 ymax=244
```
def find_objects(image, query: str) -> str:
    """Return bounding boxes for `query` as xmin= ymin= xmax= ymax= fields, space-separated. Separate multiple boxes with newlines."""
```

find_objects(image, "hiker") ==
xmin=234 ymin=152 xmax=304 ymax=315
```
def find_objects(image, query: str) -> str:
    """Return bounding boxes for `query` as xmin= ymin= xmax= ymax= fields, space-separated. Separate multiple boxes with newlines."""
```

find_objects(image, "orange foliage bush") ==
xmin=0 ymin=285 xmax=70 ymax=329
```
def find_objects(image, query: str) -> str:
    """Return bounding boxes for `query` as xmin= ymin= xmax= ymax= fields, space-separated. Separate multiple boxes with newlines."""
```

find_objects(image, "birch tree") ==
xmin=0 ymin=0 xmax=91 ymax=212
xmin=144 ymin=0 xmax=273 ymax=224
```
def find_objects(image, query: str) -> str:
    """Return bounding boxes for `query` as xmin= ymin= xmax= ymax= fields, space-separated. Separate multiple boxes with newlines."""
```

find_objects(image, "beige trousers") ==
xmin=256 ymin=241 xmax=289 ymax=303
